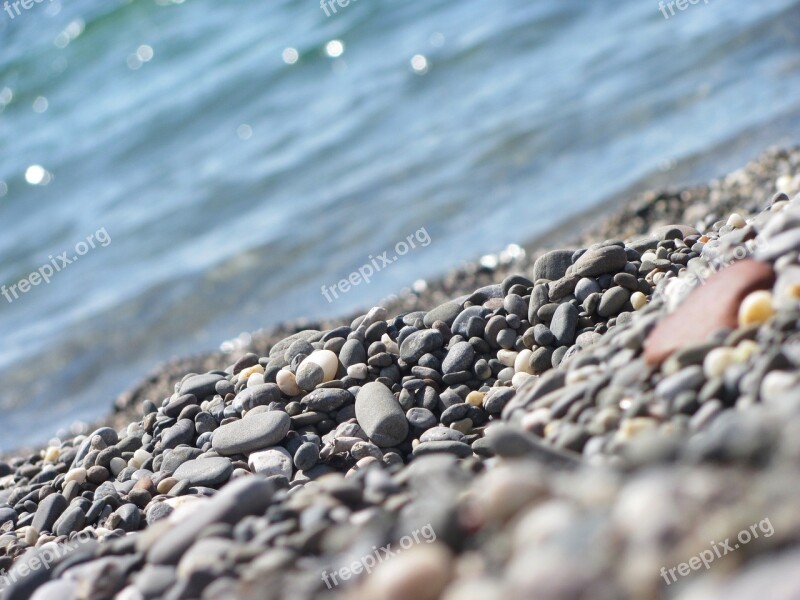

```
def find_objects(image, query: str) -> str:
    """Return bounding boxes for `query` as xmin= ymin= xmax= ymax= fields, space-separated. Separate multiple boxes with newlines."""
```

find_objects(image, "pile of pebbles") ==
xmin=3 ymin=150 xmax=800 ymax=599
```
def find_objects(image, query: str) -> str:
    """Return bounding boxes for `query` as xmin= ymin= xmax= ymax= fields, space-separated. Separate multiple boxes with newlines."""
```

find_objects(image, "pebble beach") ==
xmin=4 ymin=147 xmax=800 ymax=599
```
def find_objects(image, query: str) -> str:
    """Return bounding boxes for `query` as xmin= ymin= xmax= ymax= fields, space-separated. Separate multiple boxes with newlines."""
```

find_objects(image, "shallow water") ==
xmin=1 ymin=0 xmax=800 ymax=450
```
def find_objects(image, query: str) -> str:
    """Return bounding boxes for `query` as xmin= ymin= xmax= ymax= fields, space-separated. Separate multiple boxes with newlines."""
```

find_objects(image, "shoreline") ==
xmin=51 ymin=144 xmax=798 ymax=456
xmin=2 ymin=146 xmax=800 ymax=598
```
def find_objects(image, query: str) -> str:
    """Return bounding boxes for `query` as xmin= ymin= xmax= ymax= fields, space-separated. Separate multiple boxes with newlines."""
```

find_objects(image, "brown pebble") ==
xmin=644 ymin=260 xmax=775 ymax=365
xmin=86 ymin=466 xmax=110 ymax=485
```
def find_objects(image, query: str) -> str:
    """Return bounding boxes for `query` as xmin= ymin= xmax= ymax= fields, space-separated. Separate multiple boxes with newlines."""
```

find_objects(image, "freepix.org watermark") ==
xmin=320 ymin=0 xmax=360 ymax=18
xmin=658 ymin=0 xmax=711 ymax=20
xmin=1 ymin=227 xmax=111 ymax=304
xmin=3 ymin=0 xmax=55 ymax=21
xmin=321 ymin=523 xmax=437 ymax=589
xmin=660 ymin=517 xmax=774 ymax=585
xmin=320 ymin=226 xmax=431 ymax=304
xmin=0 ymin=531 xmax=94 ymax=590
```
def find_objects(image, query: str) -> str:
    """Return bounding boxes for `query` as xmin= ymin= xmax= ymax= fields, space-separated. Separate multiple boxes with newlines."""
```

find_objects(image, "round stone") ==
xmin=738 ymin=290 xmax=775 ymax=327
xmin=295 ymin=361 xmax=325 ymax=391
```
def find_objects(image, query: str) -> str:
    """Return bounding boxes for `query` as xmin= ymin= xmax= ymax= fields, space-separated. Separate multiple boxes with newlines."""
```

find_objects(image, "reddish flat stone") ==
xmin=644 ymin=259 xmax=775 ymax=366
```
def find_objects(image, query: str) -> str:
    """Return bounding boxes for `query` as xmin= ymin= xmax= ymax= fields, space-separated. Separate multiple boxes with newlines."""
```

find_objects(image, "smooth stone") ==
xmin=161 ymin=447 xmax=203 ymax=474
xmin=147 ymin=477 xmax=275 ymax=564
xmin=423 ymin=301 xmax=462 ymax=328
xmin=572 ymin=245 xmax=627 ymax=277
xmin=533 ymin=249 xmax=574 ymax=282
xmin=419 ymin=427 xmax=466 ymax=443
xmin=597 ymin=286 xmax=630 ymax=317
xmin=232 ymin=384 xmax=281 ymax=412
xmin=179 ymin=374 xmax=225 ymax=400
xmin=161 ymin=419 xmax=195 ymax=450
xmin=211 ymin=411 xmax=292 ymax=456
xmin=452 ymin=306 xmax=491 ymax=338
xmin=173 ymin=457 xmax=233 ymax=487
xmin=301 ymin=388 xmax=354 ymax=412
xmin=406 ymin=407 xmax=437 ymax=430
xmin=32 ymin=493 xmax=68 ymax=534
xmin=339 ymin=338 xmax=367 ymax=368
xmin=30 ymin=580 xmax=79 ymax=600
xmin=412 ymin=440 xmax=473 ymax=458
xmin=655 ymin=366 xmax=705 ymax=401
xmin=574 ymin=278 xmax=601 ymax=302
xmin=355 ymin=382 xmax=409 ymax=448
xmin=248 ymin=447 xmax=293 ymax=479
xmin=399 ymin=330 xmax=444 ymax=364
xmin=644 ymin=260 xmax=775 ymax=365
xmin=441 ymin=342 xmax=475 ymax=375
xmin=0 ymin=506 xmax=18 ymax=527
xmin=532 ymin=323 xmax=556 ymax=346
xmin=295 ymin=361 xmax=325 ymax=391
xmin=549 ymin=303 xmax=579 ymax=346
xmin=164 ymin=394 xmax=197 ymax=419
xmin=301 ymin=350 xmax=339 ymax=382
xmin=293 ymin=442 xmax=319 ymax=471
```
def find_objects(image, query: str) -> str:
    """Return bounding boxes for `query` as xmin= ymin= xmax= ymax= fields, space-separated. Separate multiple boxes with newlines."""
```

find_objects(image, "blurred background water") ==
xmin=2 ymin=0 xmax=800 ymax=450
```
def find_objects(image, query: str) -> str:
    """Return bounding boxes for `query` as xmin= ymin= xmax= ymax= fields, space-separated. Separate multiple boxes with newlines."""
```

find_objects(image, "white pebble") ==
xmin=727 ymin=213 xmax=746 ymax=229
xmin=109 ymin=457 xmax=127 ymax=477
xmin=246 ymin=372 xmax=265 ymax=387
xmin=276 ymin=369 xmax=301 ymax=396
xmin=511 ymin=372 xmax=533 ymax=388
xmin=514 ymin=349 xmax=534 ymax=374
xmin=43 ymin=446 xmax=60 ymax=463
xmin=65 ymin=468 xmax=87 ymax=485
xmin=630 ymin=291 xmax=647 ymax=310
xmin=703 ymin=347 xmax=736 ymax=378
xmin=346 ymin=363 xmax=368 ymax=380
xmin=238 ymin=364 xmax=264 ymax=380
xmin=497 ymin=349 xmax=518 ymax=368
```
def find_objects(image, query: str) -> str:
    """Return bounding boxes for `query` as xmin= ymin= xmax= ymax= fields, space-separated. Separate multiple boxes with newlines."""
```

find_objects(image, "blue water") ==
xmin=2 ymin=0 xmax=800 ymax=450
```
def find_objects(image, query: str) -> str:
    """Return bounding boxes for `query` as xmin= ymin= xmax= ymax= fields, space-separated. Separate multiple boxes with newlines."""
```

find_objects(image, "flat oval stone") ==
xmin=573 ymin=245 xmax=627 ymax=277
xmin=597 ymin=286 xmax=630 ymax=317
xmin=173 ymin=457 xmax=233 ymax=487
xmin=232 ymin=384 xmax=281 ymax=412
xmin=355 ymin=382 xmax=409 ymax=447
xmin=212 ymin=411 xmax=292 ymax=456
xmin=161 ymin=419 xmax=195 ymax=450
xmin=423 ymin=301 xmax=462 ymax=328
xmin=412 ymin=440 xmax=473 ymax=458
xmin=301 ymin=388 xmax=354 ymax=412
xmin=399 ymin=330 xmax=444 ymax=364
xmin=179 ymin=374 xmax=225 ymax=400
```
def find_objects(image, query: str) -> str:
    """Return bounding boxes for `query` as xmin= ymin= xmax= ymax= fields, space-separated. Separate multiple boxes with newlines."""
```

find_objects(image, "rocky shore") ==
xmin=3 ymin=147 xmax=800 ymax=599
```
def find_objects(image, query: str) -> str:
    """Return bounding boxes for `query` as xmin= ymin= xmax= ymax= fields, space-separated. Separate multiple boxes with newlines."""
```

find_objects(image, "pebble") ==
xmin=173 ymin=457 xmax=233 ymax=487
xmin=248 ymin=446 xmax=293 ymax=479
xmin=533 ymin=249 xmax=574 ymax=281
xmin=738 ymin=290 xmax=775 ymax=327
xmin=572 ymin=245 xmax=627 ymax=277
xmin=549 ymin=303 xmax=579 ymax=347
xmin=644 ymin=259 xmax=775 ymax=365
xmin=211 ymin=411 xmax=292 ymax=456
xmin=355 ymin=382 xmax=409 ymax=447
xmin=179 ymin=373 xmax=225 ymax=400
